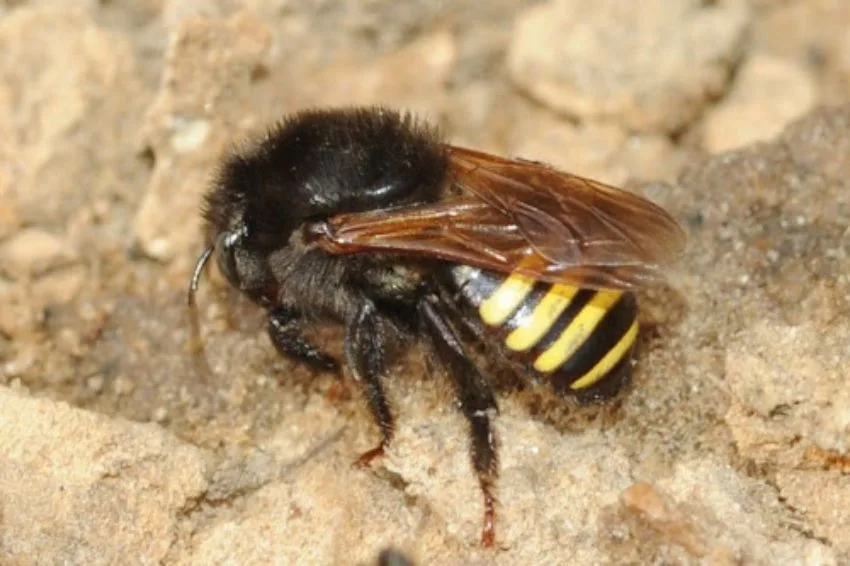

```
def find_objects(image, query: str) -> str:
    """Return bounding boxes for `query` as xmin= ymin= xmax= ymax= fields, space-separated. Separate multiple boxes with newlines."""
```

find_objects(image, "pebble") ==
xmin=0 ymin=228 xmax=79 ymax=279
xmin=703 ymin=55 xmax=817 ymax=152
xmin=507 ymin=0 xmax=750 ymax=133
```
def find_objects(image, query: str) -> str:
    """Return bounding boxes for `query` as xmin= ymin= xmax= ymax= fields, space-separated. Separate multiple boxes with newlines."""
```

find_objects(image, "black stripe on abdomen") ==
xmin=545 ymin=292 xmax=638 ymax=395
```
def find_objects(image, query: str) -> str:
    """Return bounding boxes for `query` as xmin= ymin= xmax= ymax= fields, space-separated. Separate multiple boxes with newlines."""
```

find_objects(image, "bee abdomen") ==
xmin=451 ymin=266 xmax=639 ymax=400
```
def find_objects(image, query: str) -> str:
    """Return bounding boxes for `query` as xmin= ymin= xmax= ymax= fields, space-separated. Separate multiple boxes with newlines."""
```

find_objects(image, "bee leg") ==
xmin=345 ymin=299 xmax=396 ymax=469
xmin=268 ymin=306 xmax=339 ymax=372
xmin=418 ymin=292 xmax=500 ymax=547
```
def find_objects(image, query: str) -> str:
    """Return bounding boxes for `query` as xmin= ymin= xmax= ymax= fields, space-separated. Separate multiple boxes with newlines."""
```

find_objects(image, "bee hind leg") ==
xmin=418 ymin=291 xmax=500 ymax=548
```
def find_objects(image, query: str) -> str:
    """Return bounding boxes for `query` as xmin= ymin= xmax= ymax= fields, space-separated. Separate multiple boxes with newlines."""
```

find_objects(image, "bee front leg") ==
xmin=418 ymin=291 xmax=500 ymax=548
xmin=268 ymin=306 xmax=339 ymax=372
xmin=345 ymin=299 xmax=396 ymax=469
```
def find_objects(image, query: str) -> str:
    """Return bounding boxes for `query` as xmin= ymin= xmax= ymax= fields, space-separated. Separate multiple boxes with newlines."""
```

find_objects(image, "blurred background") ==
xmin=2 ymin=1 xmax=849 ymax=565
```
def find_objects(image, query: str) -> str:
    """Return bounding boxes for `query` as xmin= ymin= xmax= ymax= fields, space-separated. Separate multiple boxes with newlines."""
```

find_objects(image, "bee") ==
xmin=188 ymin=106 xmax=686 ymax=547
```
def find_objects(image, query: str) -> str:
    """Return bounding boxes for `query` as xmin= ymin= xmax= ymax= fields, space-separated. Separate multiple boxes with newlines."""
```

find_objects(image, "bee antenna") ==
xmin=187 ymin=245 xmax=214 ymax=371
xmin=189 ymin=245 xmax=214 ymax=306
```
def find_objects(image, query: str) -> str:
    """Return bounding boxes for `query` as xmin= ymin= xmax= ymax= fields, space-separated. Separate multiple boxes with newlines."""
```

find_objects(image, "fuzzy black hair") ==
xmin=202 ymin=106 xmax=448 ymax=246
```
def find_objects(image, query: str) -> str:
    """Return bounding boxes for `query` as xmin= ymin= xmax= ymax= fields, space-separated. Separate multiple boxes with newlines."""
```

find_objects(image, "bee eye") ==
xmin=215 ymin=230 xmax=242 ymax=286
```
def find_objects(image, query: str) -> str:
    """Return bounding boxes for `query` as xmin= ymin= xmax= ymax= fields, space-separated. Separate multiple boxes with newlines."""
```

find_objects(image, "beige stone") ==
xmin=703 ymin=55 xmax=817 ymax=152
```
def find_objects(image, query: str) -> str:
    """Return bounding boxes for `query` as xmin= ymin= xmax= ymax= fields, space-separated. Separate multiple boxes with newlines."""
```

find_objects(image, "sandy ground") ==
xmin=1 ymin=1 xmax=849 ymax=564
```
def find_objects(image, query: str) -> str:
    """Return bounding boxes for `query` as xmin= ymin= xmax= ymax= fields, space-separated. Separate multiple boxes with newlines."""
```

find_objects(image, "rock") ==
xmin=0 ymin=386 xmax=208 ymax=565
xmin=724 ymin=320 xmax=850 ymax=554
xmin=188 ymin=456 xmax=420 ymax=565
xmin=132 ymin=12 xmax=273 ymax=262
xmin=31 ymin=263 xmax=88 ymax=306
xmin=0 ymin=228 xmax=86 ymax=318
xmin=0 ymin=152 xmax=21 ymax=241
xmin=161 ymin=0 xmax=229 ymax=30
xmin=781 ymin=104 xmax=850 ymax=186
xmin=297 ymin=31 xmax=457 ymax=120
xmin=383 ymin=408 xmax=631 ymax=561
xmin=703 ymin=55 xmax=817 ymax=152
xmin=0 ymin=6 xmax=149 ymax=229
xmin=0 ymin=283 xmax=41 ymax=340
xmin=752 ymin=0 xmax=850 ymax=106
xmin=725 ymin=321 xmax=849 ymax=460
xmin=508 ymin=110 xmax=688 ymax=186
xmin=671 ymin=106 xmax=850 ymax=558
xmin=0 ymin=228 xmax=79 ymax=279
xmin=614 ymin=466 xmax=838 ymax=565
xmin=179 ymin=395 xmax=421 ymax=565
xmin=639 ymin=459 xmax=837 ymax=564
xmin=507 ymin=0 xmax=750 ymax=133
xmin=621 ymin=482 xmax=707 ymax=558
xmin=512 ymin=118 xmax=633 ymax=184
xmin=776 ymin=470 xmax=850 ymax=555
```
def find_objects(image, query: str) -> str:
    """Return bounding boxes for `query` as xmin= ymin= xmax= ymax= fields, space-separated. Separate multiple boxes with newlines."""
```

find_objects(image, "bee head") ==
xmin=186 ymin=199 xmax=280 ymax=364
xmin=189 ymin=208 xmax=280 ymax=312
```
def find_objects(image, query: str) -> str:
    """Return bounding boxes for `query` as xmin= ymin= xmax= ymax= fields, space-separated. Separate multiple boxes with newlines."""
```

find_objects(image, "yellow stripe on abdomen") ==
xmin=479 ymin=273 xmax=535 ymax=326
xmin=533 ymin=289 xmax=624 ymax=374
xmin=569 ymin=320 xmax=638 ymax=389
xmin=505 ymin=284 xmax=579 ymax=351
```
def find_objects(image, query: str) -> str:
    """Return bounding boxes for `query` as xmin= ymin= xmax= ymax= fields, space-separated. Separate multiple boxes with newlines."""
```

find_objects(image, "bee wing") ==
xmin=311 ymin=145 xmax=686 ymax=289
